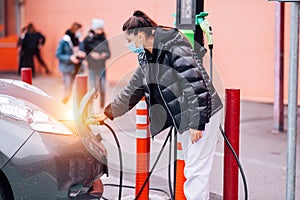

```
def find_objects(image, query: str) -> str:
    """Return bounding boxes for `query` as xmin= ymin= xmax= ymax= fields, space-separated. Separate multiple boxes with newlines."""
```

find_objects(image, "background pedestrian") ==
xmin=56 ymin=22 xmax=85 ymax=104
xmin=17 ymin=23 xmax=40 ymax=77
xmin=80 ymin=18 xmax=111 ymax=108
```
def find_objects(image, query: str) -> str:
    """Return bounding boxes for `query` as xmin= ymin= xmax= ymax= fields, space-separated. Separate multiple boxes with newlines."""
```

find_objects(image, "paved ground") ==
xmin=1 ymin=72 xmax=299 ymax=200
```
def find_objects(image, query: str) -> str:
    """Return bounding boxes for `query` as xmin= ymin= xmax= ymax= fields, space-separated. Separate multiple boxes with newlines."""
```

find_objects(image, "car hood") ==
xmin=0 ymin=79 xmax=107 ymax=165
xmin=0 ymin=79 xmax=73 ymax=121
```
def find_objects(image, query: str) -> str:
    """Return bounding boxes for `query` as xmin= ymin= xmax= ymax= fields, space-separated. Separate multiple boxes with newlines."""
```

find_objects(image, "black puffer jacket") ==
xmin=104 ymin=27 xmax=222 ymax=136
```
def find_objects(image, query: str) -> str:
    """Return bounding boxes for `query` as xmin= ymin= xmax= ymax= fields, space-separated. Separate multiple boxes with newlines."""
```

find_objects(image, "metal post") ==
xmin=286 ymin=2 xmax=299 ymax=200
xmin=273 ymin=2 xmax=285 ymax=132
xmin=194 ymin=0 xmax=204 ymax=55
xmin=15 ymin=0 xmax=20 ymax=34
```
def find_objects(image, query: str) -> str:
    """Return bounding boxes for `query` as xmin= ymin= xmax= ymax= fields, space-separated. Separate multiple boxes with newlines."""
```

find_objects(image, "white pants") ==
xmin=179 ymin=110 xmax=223 ymax=200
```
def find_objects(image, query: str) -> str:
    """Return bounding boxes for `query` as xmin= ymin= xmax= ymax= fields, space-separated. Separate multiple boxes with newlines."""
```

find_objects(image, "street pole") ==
xmin=194 ymin=0 xmax=204 ymax=56
xmin=286 ymin=2 xmax=299 ymax=200
xmin=273 ymin=2 xmax=285 ymax=132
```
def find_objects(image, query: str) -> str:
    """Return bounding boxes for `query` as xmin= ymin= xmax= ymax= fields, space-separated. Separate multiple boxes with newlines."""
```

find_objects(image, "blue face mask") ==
xmin=126 ymin=42 xmax=145 ymax=54
xmin=75 ymin=31 xmax=82 ymax=39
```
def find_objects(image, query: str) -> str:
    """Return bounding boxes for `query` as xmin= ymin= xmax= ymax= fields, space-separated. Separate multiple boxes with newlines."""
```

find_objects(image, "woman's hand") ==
xmin=90 ymin=52 xmax=107 ymax=60
xmin=77 ymin=50 xmax=86 ymax=58
xmin=86 ymin=113 xmax=108 ymax=125
xmin=190 ymin=129 xmax=203 ymax=144
xmin=70 ymin=54 xmax=80 ymax=64
xmin=90 ymin=52 xmax=102 ymax=60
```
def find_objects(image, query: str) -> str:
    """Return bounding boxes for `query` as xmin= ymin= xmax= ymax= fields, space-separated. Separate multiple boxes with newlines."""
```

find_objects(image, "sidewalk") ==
xmin=1 ymin=72 xmax=299 ymax=200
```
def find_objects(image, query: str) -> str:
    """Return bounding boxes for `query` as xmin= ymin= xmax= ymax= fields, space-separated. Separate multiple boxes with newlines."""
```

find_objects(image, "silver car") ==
xmin=0 ymin=79 xmax=107 ymax=200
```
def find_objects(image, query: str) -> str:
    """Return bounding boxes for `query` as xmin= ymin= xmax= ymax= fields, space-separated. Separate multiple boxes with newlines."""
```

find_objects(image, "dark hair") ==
xmin=27 ymin=23 xmax=36 ymax=33
xmin=122 ymin=10 xmax=157 ymax=36
xmin=70 ymin=22 xmax=82 ymax=33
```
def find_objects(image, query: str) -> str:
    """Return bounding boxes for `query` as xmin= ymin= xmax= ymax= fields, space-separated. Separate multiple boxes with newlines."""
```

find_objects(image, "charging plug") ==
xmin=196 ymin=12 xmax=213 ymax=49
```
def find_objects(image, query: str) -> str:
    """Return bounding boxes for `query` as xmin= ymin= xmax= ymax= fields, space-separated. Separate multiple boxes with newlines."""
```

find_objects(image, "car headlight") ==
xmin=0 ymin=94 xmax=73 ymax=135
xmin=30 ymin=110 xmax=73 ymax=135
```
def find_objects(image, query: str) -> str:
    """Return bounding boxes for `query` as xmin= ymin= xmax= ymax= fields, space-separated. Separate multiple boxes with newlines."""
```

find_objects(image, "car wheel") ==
xmin=0 ymin=184 xmax=6 ymax=200
xmin=0 ymin=172 xmax=13 ymax=200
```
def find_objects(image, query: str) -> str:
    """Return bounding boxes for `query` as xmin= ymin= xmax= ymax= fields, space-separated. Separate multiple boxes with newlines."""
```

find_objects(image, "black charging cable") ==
xmin=168 ymin=127 xmax=175 ymax=200
xmin=133 ymin=127 xmax=173 ymax=200
xmin=99 ymin=123 xmax=172 ymax=200
xmin=219 ymin=124 xmax=248 ymax=200
xmin=97 ymin=122 xmax=248 ymax=200
xmin=100 ymin=121 xmax=123 ymax=200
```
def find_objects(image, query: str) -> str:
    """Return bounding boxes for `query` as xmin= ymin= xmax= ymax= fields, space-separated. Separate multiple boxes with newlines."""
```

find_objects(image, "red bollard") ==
xmin=21 ymin=68 xmax=32 ymax=85
xmin=74 ymin=75 xmax=88 ymax=115
xmin=135 ymin=97 xmax=150 ymax=200
xmin=223 ymin=89 xmax=240 ymax=200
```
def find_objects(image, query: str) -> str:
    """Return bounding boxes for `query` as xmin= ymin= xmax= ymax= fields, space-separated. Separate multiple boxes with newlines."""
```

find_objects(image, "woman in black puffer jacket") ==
xmin=90 ymin=10 xmax=223 ymax=200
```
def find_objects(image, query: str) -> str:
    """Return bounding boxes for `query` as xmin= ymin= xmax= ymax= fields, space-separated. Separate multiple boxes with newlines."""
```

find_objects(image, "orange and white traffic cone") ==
xmin=175 ymin=140 xmax=187 ymax=200
xmin=135 ymin=97 xmax=150 ymax=200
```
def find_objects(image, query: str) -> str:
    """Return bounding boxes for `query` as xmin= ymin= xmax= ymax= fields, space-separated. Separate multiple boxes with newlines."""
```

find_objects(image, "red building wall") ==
xmin=20 ymin=0 xmax=300 ymax=103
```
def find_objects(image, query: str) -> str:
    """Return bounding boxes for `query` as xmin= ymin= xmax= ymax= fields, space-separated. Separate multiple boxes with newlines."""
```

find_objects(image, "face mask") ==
xmin=75 ymin=31 xmax=82 ymax=39
xmin=126 ymin=42 xmax=145 ymax=54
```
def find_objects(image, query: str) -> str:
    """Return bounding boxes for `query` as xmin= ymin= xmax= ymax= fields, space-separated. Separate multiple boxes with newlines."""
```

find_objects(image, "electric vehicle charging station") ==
xmin=175 ymin=1 xmax=248 ymax=200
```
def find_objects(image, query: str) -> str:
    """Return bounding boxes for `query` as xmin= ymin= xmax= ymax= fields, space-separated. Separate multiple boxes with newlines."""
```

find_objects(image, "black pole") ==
xmin=194 ymin=0 xmax=204 ymax=56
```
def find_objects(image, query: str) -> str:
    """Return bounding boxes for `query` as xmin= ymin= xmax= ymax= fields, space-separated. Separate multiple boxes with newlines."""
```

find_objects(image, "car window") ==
xmin=0 ymin=95 xmax=33 ymax=123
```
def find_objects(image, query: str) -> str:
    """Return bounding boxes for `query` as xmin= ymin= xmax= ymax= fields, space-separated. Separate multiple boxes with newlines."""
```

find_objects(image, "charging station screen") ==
xmin=180 ymin=0 xmax=193 ymax=24
xmin=176 ymin=0 xmax=196 ymax=30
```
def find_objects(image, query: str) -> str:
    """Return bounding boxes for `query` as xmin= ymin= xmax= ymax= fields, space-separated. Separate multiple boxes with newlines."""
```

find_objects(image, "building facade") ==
xmin=1 ymin=0 xmax=299 ymax=103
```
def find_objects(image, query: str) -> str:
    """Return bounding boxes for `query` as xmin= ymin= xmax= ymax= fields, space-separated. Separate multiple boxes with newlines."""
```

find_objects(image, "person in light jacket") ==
xmin=56 ymin=22 xmax=85 ymax=104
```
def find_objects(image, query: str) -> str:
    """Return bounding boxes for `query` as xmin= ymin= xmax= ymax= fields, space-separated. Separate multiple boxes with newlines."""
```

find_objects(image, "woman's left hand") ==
xmin=190 ymin=129 xmax=203 ymax=144
xmin=85 ymin=113 xmax=108 ymax=125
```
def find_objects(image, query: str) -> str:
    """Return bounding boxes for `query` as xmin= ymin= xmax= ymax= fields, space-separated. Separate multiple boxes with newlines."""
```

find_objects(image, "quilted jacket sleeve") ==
xmin=104 ymin=67 xmax=145 ymax=120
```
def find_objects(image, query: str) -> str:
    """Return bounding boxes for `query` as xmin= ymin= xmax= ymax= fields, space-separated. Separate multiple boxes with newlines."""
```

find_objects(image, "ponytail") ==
xmin=122 ymin=10 xmax=157 ymax=36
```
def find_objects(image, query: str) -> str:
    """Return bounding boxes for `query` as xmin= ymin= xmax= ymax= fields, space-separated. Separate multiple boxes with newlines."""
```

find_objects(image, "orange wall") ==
xmin=0 ymin=35 xmax=18 ymax=71
xmin=22 ymin=0 xmax=300 ymax=103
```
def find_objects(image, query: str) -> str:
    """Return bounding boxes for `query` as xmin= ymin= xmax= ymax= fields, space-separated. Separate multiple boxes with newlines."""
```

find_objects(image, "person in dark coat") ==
xmin=80 ymin=19 xmax=111 ymax=108
xmin=17 ymin=23 xmax=40 ymax=77
xmin=35 ymin=30 xmax=50 ymax=74
xmin=88 ymin=11 xmax=223 ymax=200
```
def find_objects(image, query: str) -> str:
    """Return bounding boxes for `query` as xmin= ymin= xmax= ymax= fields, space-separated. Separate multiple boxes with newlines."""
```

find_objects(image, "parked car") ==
xmin=0 ymin=79 xmax=107 ymax=200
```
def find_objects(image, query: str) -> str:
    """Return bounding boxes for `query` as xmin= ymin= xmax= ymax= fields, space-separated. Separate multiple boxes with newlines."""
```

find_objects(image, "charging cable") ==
xmin=83 ymin=93 xmax=248 ymax=200
xmin=219 ymin=124 xmax=248 ymax=200
xmin=89 ymin=120 xmax=248 ymax=200
xmin=94 ymin=121 xmax=172 ymax=200
xmin=99 ymin=121 xmax=123 ymax=200
xmin=133 ymin=127 xmax=173 ymax=200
